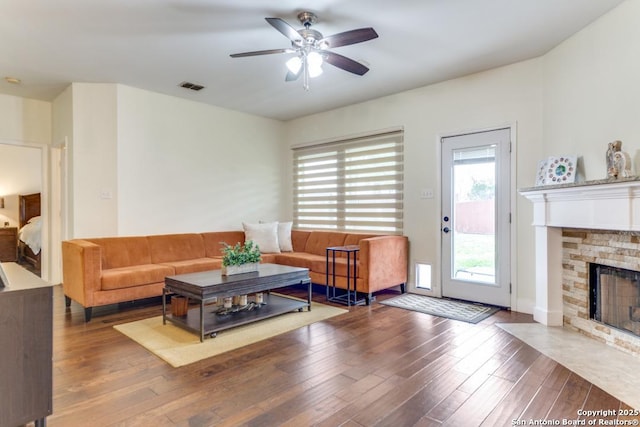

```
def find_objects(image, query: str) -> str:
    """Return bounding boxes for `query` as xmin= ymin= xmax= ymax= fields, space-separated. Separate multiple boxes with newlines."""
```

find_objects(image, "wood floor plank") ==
xmin=480 ymin=354 xmax=558 ymax=426
xmin=41 ymin=284 xmax=632 ymax=426
xmin=444 ymin=375 xmax=515 ymax=426
xmin=518 ymin=363 xmax=572 ymax=420
xmin=545 ymin=372 xmax=592 ymax=420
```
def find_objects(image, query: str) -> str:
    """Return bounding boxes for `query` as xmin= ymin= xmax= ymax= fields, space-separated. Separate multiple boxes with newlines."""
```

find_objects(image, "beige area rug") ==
xmin=114 ymin=300 xmax=347 ymax=368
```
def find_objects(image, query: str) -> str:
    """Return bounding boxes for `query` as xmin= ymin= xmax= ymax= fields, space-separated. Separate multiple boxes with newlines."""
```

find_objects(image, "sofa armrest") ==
xmin=359 ymin=235 xmax=408 ymax=293
xmin=62 ymin=240 xmax=103 ymax=307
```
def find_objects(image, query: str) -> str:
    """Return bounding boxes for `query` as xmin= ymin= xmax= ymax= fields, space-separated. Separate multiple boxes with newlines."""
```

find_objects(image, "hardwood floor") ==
xmin=46 ymin=285 xmax=635 ymax=427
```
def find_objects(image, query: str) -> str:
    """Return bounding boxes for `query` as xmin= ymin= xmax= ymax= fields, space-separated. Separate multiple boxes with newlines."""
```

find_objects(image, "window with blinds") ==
xmin=292 ymin=129 xmax=404 ymax=234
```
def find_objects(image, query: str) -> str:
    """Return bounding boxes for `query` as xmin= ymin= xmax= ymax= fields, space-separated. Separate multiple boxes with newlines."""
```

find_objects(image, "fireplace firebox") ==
xmin=589 ymin=263 xmax=640 ymax=338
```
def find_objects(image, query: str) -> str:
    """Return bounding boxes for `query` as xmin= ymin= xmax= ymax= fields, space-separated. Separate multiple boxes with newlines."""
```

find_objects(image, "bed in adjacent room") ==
xmin=18 ymin=193 xmax=42 ymax=274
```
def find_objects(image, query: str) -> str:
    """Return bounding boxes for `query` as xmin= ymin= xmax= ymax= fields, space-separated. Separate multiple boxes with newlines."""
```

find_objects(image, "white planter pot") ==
xmin=221 ymin=262 xmax=259 ymax=276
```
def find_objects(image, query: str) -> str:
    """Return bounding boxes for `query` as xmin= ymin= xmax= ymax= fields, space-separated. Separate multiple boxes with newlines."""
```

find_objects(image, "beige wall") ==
xmin=58 ymin=83 xmax=287 ymax=239
xmin=68 ymin=83 xmax=119 ymax=238
xmin=542 ymin=0 xmax=640 ymax=180
xmin=115 ymin=85 xmax=287 ymax=235
xmin=0 ymin=93 xmax=51 ymax=145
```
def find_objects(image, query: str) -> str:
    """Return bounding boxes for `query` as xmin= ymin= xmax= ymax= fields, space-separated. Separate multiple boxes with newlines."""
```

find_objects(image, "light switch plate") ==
xmin=420 ymin=188 xmax=434 ymax=199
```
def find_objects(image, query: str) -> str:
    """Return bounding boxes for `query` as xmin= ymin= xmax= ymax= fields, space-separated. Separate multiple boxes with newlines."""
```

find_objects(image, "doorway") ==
xmin=440 ymin=128 xmax=511 ymax=307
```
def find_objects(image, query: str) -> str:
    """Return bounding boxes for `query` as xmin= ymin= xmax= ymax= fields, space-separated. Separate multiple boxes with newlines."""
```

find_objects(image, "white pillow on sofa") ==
xmin=260 ymin=220 xmax=293 ymax=252
xmin=243 ymin=222 xmax=280 ymax=253
xmin=277 ymin=221 xmax=293 ymax=252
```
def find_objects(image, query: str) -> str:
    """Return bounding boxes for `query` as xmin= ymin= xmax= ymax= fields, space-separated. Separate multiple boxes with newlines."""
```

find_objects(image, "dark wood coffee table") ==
xmin=162 ymin=263 xmax=311 ymax=341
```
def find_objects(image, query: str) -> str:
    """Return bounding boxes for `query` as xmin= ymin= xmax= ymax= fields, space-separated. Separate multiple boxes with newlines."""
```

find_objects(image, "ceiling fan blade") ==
xmin=320 ymin=28 xmax=378 ymax=48
xmin=230 ymin=48 xmax=293 ymax=58
xmin=266 ymin=17 xmax=302 ymax=43
xmin=324 ymin=51 xmax=370 ymax=76
xmin=285 ymin=69 xmax=301 ymax=82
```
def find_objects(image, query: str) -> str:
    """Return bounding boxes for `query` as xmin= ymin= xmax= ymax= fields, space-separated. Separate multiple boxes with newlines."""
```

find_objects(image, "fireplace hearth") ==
xmin=589 ymin=263 xmax=640 ymax=338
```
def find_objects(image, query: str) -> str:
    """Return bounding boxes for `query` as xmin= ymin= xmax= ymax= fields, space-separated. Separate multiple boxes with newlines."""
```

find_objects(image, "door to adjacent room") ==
xmin=440 ymin=128 xmax=511 ymax=307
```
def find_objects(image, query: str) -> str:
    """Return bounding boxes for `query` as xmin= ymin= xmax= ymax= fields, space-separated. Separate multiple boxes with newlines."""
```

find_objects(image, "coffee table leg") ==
xmin=200 ymin=300 xmax=205 ymax=342
xmin=162 ymin=288 xmax=167 ymax=325
xmin=307 ymin=279 xmax=312 ymax=311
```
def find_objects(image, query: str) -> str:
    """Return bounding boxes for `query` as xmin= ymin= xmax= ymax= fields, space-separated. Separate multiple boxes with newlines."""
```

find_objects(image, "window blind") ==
xmin=292 ymin=130 xmax=404 ymax=234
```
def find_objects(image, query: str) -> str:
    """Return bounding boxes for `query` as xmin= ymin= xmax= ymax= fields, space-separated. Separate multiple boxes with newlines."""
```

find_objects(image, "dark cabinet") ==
xmin=0 ymin=227 xmax=18 ymax=262
xmin=0 ymin=262 xmax=52 ymax=427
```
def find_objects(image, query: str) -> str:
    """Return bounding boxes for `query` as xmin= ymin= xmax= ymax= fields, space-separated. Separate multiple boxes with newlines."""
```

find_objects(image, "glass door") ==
xmin=441 ymin=128 xmax=511 ymax=307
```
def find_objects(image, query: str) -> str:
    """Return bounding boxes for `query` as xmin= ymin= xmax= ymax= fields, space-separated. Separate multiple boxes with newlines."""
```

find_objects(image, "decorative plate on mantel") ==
xmin=535 ymin=155 xmax=578 ymax=186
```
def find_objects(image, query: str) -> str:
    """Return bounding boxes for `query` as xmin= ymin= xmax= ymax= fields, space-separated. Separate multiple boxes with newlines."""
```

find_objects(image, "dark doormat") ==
xmin=380 ymin=293 xmax=500 ymax=324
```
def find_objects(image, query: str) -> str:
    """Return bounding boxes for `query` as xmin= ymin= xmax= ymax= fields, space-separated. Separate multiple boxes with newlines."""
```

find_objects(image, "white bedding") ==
xmin=19 ymin=215 xmax=42 ymax=255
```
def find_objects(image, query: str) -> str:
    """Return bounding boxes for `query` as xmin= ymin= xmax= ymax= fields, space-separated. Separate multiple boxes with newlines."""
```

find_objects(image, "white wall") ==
xmin=65 ymin=84 xmax=287 ymax=238
xmin=543 ymin=0 xmax=640 ymax=179
xmin=69 ymin=83 xmax=119 ymax=238
xmin=0 ymin=93 xmax=51 ymax=145
xmin=285 ymin=59 xmax=544 ymax=313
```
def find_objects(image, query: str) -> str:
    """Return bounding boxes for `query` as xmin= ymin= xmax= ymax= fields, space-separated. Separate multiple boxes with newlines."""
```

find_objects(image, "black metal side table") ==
xmin=326 ymin=245 xmax=365 ymax=306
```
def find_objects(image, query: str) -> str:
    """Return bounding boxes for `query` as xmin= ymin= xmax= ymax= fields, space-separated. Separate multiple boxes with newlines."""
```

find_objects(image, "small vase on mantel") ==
xmin=606 ymin=140 xmax=633 ymax=179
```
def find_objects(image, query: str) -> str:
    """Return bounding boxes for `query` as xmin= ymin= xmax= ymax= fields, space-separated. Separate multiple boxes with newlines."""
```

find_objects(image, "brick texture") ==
xmin=562 ymin=228 xmax=640 ymax=356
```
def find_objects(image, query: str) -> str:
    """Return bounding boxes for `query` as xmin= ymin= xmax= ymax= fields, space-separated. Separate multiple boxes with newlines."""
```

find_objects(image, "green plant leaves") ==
xmin=220 ymin=241 xmax=262 ymax=266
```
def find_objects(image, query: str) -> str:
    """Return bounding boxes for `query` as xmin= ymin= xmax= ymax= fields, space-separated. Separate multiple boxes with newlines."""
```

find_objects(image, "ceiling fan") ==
xmin=230 ymin=11 xmax=378 ymax=90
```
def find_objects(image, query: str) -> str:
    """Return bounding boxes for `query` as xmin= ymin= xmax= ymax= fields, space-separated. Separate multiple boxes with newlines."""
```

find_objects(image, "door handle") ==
xmin=442 ymin=227 xmax=450 ymax=233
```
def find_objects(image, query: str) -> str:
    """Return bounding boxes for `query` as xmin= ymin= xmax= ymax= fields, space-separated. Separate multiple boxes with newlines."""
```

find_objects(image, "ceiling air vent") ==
xmin=179 ymin=81 xmax=205 ymax=91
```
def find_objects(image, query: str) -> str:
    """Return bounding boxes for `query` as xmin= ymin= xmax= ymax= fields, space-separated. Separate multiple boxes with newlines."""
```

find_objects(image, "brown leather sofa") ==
xmin=62 ymin=230 xmax=408 ymax=321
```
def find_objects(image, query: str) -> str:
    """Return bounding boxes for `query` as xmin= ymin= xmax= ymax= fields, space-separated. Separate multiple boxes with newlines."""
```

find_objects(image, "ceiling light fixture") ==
xmin=286 ymin=51 xmax=324 ymax=90
xmin=230 ymin=11 xmax=377 ymax=91
xmin=5 ymin=77 xmax=21 ymax=84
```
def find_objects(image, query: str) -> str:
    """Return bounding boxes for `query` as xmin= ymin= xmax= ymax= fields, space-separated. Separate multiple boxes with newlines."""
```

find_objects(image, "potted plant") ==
xmin=220 ymin=240 xmax=262 ymax=275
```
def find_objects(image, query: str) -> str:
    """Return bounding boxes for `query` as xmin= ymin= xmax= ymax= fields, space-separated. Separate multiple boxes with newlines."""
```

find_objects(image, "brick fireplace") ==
xmin=562 ymin=229 xmax=640 ymax=356
xmin=520 ymin=178 xmax=640 ymax=356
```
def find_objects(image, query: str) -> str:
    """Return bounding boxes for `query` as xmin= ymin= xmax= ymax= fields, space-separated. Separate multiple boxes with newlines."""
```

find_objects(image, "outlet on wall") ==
xmin=420 ymin=188 xmax=434 ymax=199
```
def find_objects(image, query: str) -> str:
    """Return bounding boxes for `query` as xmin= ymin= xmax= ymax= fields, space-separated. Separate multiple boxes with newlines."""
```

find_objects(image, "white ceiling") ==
xmin=0 ymin=0 xmax=626 ymax=121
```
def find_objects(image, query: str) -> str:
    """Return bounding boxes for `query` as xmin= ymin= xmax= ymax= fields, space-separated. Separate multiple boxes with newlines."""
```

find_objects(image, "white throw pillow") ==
xmin=243 ymin=222 xmax=280 ymax=254
xmin=260 ymin=220 xmax=294 ymax=252
xmin=277 ymin=221 xmax=293 ymax=252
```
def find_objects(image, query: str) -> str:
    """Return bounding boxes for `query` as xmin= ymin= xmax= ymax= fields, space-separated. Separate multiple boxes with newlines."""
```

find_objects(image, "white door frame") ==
xmin=410 ymin=123 xmax=517 ymax=310
xmin=441 ymin=127 xmax=510 ymax=306
xmin=0 ymin=138 xmax=50 ymax=281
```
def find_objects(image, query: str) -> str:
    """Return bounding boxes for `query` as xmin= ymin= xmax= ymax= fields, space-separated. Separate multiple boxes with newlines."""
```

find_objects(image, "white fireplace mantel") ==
xmin=520 ymin=178 xmax=640 ymax=326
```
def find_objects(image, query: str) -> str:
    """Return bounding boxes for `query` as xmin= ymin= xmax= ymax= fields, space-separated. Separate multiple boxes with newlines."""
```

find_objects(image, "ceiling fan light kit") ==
xmin=230 ymin=11 xmax=378 ymax=90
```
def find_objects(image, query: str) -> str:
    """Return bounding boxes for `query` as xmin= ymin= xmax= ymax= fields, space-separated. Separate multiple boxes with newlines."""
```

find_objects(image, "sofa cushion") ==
xmin=260 ymin=254 xmax=277 ymax=264
xmin=158 ymin=258 xmax=221 ymax=275
xmin=311 ymin=257 xmax=360 ymax=278
xmin=304 ymin=231 xmax=347 ymax=256
xmin=86 ymin=237 xmax=152 ymax=269
xmin=291 ymin=230 xmax=311 ymax=252
xmin=201 ymin=231 xmax=246 ymax=257
xmin=275 ymin=253 xmax=324 ymax=270
xmin=148 ymin=234 xmax=206 ymax=263
xmin=101 ymin=264 xmax=175 ymax=291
